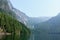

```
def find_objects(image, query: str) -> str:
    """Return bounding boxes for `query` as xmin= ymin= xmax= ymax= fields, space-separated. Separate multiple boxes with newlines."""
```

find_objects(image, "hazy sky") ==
xmin=10 ymin=0 xmax=60 ymax=17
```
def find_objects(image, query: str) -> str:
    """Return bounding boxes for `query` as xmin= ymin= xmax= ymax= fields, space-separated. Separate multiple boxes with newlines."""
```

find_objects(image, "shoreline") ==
xmin=0 ymin=32 xmax=11 ymax=35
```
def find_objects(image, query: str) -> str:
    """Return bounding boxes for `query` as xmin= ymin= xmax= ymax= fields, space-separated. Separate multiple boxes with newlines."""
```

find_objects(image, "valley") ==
xmin=0 ymin=0 xmax=60 ymax=40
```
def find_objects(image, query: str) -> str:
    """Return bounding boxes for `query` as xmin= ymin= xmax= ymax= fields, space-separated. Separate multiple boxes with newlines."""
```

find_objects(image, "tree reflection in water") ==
xmin=0 ymin=34 xmax=20 ymax=40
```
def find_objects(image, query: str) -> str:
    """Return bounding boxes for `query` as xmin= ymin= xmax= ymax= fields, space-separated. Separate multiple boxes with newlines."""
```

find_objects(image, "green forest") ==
xmin=0 ymin=9 xmax=30 ymax=40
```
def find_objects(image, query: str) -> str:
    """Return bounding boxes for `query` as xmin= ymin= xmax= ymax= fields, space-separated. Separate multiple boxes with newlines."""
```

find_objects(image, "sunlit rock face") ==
xmin=0 ymin=0 xmax=13 ymax=11
xmin=12 ymin=8 xmax=29 ymax=25
xmin=0 ymin=0 xmax=28 ymax=24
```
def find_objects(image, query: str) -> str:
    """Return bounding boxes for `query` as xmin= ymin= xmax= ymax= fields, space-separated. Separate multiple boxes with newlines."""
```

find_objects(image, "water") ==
xmin=0 ymin=33 xmax=30 ymax=40
xmin=0 ymin=34 xmax=21 ymax=40
xmin=29 ymin=30 xmax=41 ymax=40
xmin=1 ymin=31 xmax=60 ymax=40
xmin=29 ymin=30 xmax=60 ymax=40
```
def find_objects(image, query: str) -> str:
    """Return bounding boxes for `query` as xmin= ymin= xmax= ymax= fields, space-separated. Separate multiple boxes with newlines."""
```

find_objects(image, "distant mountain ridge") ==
xmin=0 ymin=0 xmax=51 ymax=29
xmin=37 ymin=13 xmax=60 ymax=28
xmin=33 ymin=13 xmax=60 ymax=40
xmin=27 ymin=17 xmax=50 ymax=29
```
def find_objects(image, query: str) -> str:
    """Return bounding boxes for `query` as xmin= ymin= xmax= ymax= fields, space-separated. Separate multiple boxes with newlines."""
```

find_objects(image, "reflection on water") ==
xmin=1 ymin=32 xmax=60 ymax=40
xmin=0 ymin=34 xmax=20 ymax=40
xmin=29 ymin=30 xmax=40 ymax=40
xmin=29 ymin=30 xmax=60 ymax=40
xmin=0 ymin=35 xmax=5 ymax=40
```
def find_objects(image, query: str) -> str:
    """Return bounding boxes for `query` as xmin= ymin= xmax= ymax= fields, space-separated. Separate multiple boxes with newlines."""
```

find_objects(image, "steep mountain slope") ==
xmin=34 ymin=13 xmax=60 ymax=40
xmin=13 ymin=8 xmax=29 ymax=25
xmin=0 ymin=8 xmax=30 ymax=40
xmin=0 ymin=0 xmax=12 ymax=11
xmin=0 ymin=0 xmax=30 ymax=40
xmin=1 ymin=0 xmax=51 ymax=29
xmin=0 ymin=0 xmax=28 ymax=25
xmin=0 ymin=0 xmax=51 ymax=29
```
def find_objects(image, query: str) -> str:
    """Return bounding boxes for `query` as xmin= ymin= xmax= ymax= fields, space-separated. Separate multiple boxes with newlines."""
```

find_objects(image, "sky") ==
xmin=10 ymin=0 xmax=60 ymax=17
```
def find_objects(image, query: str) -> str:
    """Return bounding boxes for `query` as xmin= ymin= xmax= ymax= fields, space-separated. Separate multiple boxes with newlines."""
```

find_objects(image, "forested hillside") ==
xmin=0 ymin=9 xmax=30 ymax=40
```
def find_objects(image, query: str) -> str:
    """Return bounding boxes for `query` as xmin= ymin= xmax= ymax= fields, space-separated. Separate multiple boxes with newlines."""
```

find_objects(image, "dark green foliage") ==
xmin=0 ymin=9 xmax=30 ymax=40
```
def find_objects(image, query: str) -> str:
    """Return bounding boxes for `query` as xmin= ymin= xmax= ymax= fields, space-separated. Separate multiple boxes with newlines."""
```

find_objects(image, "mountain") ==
xmin=0 ymin=0 xmax=51 ymax=29
xmin=0 ymin=9 xmax=30 ymax=40
xmin=27 ymin=17 xmax=50 ymax=29
xmin=34 ymin=13 xmax=60 ymax=40
xmin=13 ymin=8 xmax=29 ymax=25
xmin=35 ymin=13 xmax=60 ymax=31
xmin=0 ymin=0 xmax=31 ymax=40
xmin=1 ymin=0 xmax=57 ymax=40
xmin=0 ymin=0 xmax=12 ymax=11
xmin=0 ymin=0 xmax=28 ymax=25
